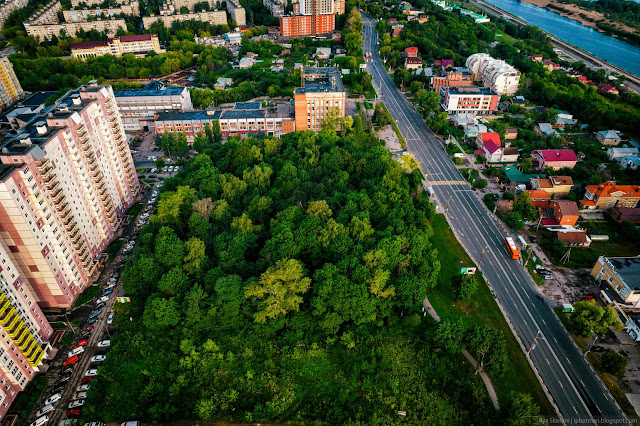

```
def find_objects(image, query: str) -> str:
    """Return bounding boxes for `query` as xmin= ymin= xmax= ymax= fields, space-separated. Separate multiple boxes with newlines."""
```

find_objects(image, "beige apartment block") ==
xmin=0 ymin=0 xmax=29 ymax=30
xmin=24 ymin=19 xmax=126 ymax=40
xmin=0 ymin=83 xmax=138 ymax=310
xmin=63 ymin=2 xmax=140 ymax=22
xmin=0 ymin=57 xmax=24 ymax=111
xmin=294 ymin=67 xmax=345 ymax=131
xmin=226 ymin=0 xmax=246 ymax=26
xmin=71 ymin=34 xmax=165 ymax=59
xmin=142 ymin=10 xmax=227 ymax=28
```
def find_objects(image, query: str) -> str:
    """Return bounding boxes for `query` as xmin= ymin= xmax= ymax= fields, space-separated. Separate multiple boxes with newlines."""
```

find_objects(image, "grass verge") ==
xmin=105 ymin=238 xmax=125 ymax=263
xmin=554 ymin=308 xmax=637 ymax=417
xmin=73 ymin=285 xmax=99 ymax=308
xmin=126 ymin=202 xmax=143 ymax=218
xmin=427 ymin=214 xmax=555 ymax=415
xmin=8 ymin=376 xmax=47 ymax=424
xmin=379 ymin=102 xmax=406 ymax=149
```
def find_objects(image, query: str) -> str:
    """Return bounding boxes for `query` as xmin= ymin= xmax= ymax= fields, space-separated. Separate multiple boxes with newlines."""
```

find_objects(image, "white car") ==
xmin=97 ymin=340 xmax=110 ymax=348
xmin=31 ymin=415 xmax=50 ymax=426
xmin=85 ymin=369 xmax=98 ymax=377
xmin=45 ymin=392 xmax=61 ymax=405
xmin=68 ymin=399 xmax=85 ymax=408
xmin=59 ymin=420 xmax=77 ymax=426
xmin=107 ymin=313 xmax=115 ymax=325
xmin=97 ymin=296 xmax=109 ymax=304
xmin=76 ymin=384 xmax=90 ymax=392
xmin=75 ymin=391 xmax=88 ymax=400
xmin=150 ymin=168 xmax=157 ymax=173
xmin=91 ymin=355 xmax=106 ymax=363
xmin=36 ymin=404 xmax=54 ymax=417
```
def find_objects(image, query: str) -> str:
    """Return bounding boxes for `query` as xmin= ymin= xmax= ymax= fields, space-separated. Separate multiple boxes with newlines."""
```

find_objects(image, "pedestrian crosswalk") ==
xmin=429 ymin=180 xmax=468 ymax=185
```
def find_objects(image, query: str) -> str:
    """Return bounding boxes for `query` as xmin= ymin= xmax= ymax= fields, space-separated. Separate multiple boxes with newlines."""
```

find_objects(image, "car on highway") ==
xmin=64 ymin=355 xmax=79 ymax=366
xmin=66 ymin=408 xmax=81 ymax=417
xmin=74 ymin=391 xmax=88 ymax=399
xmin=107 ymin=312 xmax=115 ymax=325
xmin=73 ymin=340 xmax=88 ymax=348
xmin=80 ymin=376 xmax=94 ymax=385
xmin=68 ymin=399 xmax=85 ymax=409
xmin=36 ymin=404 xmax=54 ymax=417
xmin=91 ymin=355 xmax=106 ymax=363
xmin=30 ymin=415 xmax=49 ymax=426
xmin=44 ymin=393 xmax=62 ymax=405
xmin=76 ymin=384 xmax=90 ymax=392
xmin=97 ymin=340 xmax=111 ymax=348
xmin=85 ymin=369 xmax=98 ymax=377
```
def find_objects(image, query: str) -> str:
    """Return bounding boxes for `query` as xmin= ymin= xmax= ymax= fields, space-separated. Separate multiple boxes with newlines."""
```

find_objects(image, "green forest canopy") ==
xmin=80 ymin=130 xmax=536 ymax=424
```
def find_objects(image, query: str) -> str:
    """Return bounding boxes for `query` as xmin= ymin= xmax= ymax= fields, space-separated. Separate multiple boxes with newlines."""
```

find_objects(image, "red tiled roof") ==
xmin=557 ymin=231 xmax=588 ymax=244
xmin=585 ymin=181 xmax=640 ymax=199
xmin=552 ymin=200 xmax=580 ymax=216
xmin=481 ymin=132 xmax=501 ymax=147
xmin=526 ymin=190 xmax=551 ymax=200
xmin=483 ymin=139 xmax=500 ymax=154
xmin=506 ymin=128 xmax=518 ymax=134
xmin=534 ymin=149 xmax=578 ymax=163
xmin=442 ymin=59 xmax=455 ymax=68
xmin=405 ymin=47 xmax=418 ymax=55
xmin=615 ymin=207 xmax=640 ymax=221
xmin=580 ymin=200 xmax=596 ymax=207
xmin=71 ymin=41 xmax=107 ymax=50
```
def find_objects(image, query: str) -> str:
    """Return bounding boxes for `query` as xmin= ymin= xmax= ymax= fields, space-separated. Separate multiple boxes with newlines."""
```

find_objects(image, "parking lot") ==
xmin=27 ymin=181 xmax=160 ymax=426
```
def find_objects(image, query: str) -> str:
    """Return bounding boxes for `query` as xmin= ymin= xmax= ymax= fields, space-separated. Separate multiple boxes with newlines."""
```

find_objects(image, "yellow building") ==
xmin=591 ymin=256 xmax=640 ymax=310
xmin=0 ymin=56 xmax=24 ymax=110
xmin=71 ymin=34 xmax=165 ymax=59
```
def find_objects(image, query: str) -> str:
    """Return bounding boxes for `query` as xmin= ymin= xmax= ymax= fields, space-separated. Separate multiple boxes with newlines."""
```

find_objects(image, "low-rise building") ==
xmin=71 ymin=34 xmax=164 ymax=59
xmin=621 ymin=155 xmax=640 ymax=170
xmin=598 ymin=84 xmax=619 ymax=96
xmin=550 ymin=200 xmax=580 ymax=227
xmin=404 ymin=46 xmax=418 ymax=57
xmin=404 ymin=57 xmax=423 ymax=70
xmin=530 ymin=175 xmax=573 ymax=197
xmin=534 ymin=123 xmax=559 ymax=139
xmin=113 ymin=83 xmax=193 ymax=131
xmin=591 ymin=256 xmax=640 ymax=311
xmin=597 ymin=130 xmax=621 ymax=146
xmin=556 ymin=230 xmax=590 ymax=247
xmin=531 ymin=149 xmax=578 ymax=170
xmin=608 ymin=147 xmax=639 ymax=161
xmin=580 ymin=181 xmax=640 ymax=210
xmin=610 ymin=207 xmax=640 ymax=224
xmin=294 ymin=67 xmax=345 ymax=131
xmin=430 ymin=71 xmax=473 ymax=94
xmin=525 ymin=189 xmax=551 ymax=208
xmin=440 ymin=86 xmax=499 ymax=114
xmin=505 ymin=128 xmax=517 ymax=140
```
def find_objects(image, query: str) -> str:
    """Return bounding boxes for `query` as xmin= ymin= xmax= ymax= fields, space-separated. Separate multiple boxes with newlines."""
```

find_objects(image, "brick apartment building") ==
xmin=294 ymin=67 xmax=345 ymax=131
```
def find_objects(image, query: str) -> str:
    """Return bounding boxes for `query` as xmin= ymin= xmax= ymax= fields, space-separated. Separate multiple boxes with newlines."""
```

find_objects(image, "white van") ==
xmin=68 ymin=346 xmax=85 ymax=358
xmin=30 ymin=415 xmax=49 ymax=426
xmin=35 ymin=404 xmax=54 ymax=417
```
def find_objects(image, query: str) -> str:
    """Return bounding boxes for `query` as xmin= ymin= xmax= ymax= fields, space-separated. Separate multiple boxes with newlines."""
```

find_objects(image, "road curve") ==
xmin=361 ymin=14 xmax=626 ymax=423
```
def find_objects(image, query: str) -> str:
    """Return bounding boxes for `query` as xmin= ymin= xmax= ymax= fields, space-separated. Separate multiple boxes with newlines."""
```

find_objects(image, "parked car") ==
xmin=102 ymin=289 xmax=113 ymax=296
xmin=45 ymin=393 xmax=62 ymax=405
xmin=66 ymin=408 xmax=81 ymax=417
xmin=586 ymin=295 xmax=595 ymax=301
xmin=121 ymin=422 xmax=140 ymax=426
xmin=62 ymin=367 xmax=75 ymax=376
xmin=84 ymin=423 xmax=105 ymax=426
xmin=75 ymin=391 xmax=88 ymax=400
xmin=30 ymin=415 xmax=49 ymax=426
xmin=107 ymin=313 xmax=115 ymax=325
xmin=36 ymin=404 xmax=54 ymax=417
xmin=80 ymin=376 xmax=94 ymax=385
xmin=76 ymin=384 xmax=90 ymax=392
xmin=64 ymin=355 xmax=79 ymax=366
xmin=85 ymin=369 xmax=98 ymax=377
xmin=74 ymin=340 xmax=88 ymax=348
xmin=592 ymin=345 xmax=605 ymax=353
xmin=576 ymin=270 xmax=590 ymax=277
xmin=91 ymin=355 xmax=106 ymax=363
xmin=529 ymin=236 xmax=538 ymax=243
xmin=59 ymin=420 xmax=77 ymax=426
xmin=97 ymin=296 xmax=109 ymax=304
xmin=82 ymin=325 xmax=94 ymax=333
xmin=58 ymin=375 xmax=71 ymax=384
xmin=97 ymin=340 xmax=111 ymax=348
xmin=86 ymin=317 xmax=99 ymax=325
xmin=68 ymin=399 xmax=85 ymax=409
xmin=89 ymin=309 xmax=102 ymax=319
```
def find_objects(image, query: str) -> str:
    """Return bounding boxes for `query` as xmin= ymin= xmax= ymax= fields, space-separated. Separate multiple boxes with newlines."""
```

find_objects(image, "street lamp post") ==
xmin=64 ymin=311 xmax=75 ymax=334
xmin=527 ymin=330 xmax=543 ymax=357
xmin=479 ymin=246 xmax=489 ymax=269
xmin=584 ymin=331 xmax=598 ymax=357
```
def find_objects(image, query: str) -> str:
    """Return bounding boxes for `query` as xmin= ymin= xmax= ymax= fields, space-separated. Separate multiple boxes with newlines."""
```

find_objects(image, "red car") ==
xmin=63 ymin=355 xmax=79 ymax=366
xmin=66 ymin=409 xmax=81 ymax=417
xmin=80 ymin=376 xmax=94 ymax=384
xmin=73 ymin=340 xmax=88 ymax=349
xmin=586 ymin=295 xmax=595 ymax=301
xmin=82 ymin=325 xmax=94 ymax=332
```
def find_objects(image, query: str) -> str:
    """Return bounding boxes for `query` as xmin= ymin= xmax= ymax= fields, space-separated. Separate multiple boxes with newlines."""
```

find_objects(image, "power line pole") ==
xmin=527 ymin=330 xmax=542 ymax=357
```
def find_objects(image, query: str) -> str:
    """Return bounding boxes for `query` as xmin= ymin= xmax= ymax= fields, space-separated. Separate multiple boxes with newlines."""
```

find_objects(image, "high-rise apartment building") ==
xmin=294 ymin=67 xmax=345 ymax=131
xmin=299 ymin=0 xmax=332 ymax=15
xmin=280 ymin=0 xmax=335 ymax=36
xmin=0 ymin=57 xmax=24 ymax=111
xmin=0 ymin=83 xmax=138 ymax=310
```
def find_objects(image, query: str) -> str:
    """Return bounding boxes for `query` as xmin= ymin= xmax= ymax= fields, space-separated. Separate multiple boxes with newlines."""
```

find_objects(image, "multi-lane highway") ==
xmin=361 ymin=15 xmax=626 ymax=423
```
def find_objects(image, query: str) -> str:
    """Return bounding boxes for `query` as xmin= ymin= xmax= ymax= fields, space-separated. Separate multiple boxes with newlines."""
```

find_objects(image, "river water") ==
xmin=481 ymin=0 xmax=640 ymax=75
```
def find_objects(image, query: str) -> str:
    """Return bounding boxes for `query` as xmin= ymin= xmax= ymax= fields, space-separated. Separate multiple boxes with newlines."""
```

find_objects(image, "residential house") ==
xmin=534 ymin=123 xmax=560 ymax=139
xmin=505 ymin=128 xmax=517 ymax=140
xmin=476 ymin=132 xmax=500 ymax=150
xmin=315 ymin=47 xmax=331 ymax=60
xmin=621 ymin=155 xmax=640 ymax=170
xmin=525 ymin=189 xmax=551 ymax=208
xmin=597 ymin=130 xmax=621 ymax=146
xmin=430 ymin=71 xmax=474 ymax=94
xmin=452 ymin=113 xmax=477 ymax=126
xmin=550 ymin=200 xmax=580 ymax=226
xmin=440 ymin=86 xmax=499 ymax=114
xmin=404 ymin=47 xmax=418 ymax=57
xmin=598 ymin=84 xmax=619 ymax=95
xmin=392 ymin=26 xmax=403 ymax=37
xmin=463 ymin=124 xmax=487 ymax=139
xmin=557 ymin=231 xmax=591 ymax=247
xmin=501 ymin=166 xmax=545 ymax=188
xmin=418 ymin=14 xmax=429 ymax=23
xmin=580 ymin=181 xmax=640 ymax=210
xmin=529 ymin=54 xmax=543 ymax=62
xmin=554 ymin=111 xmax=576 ymax=129
xmin=530 ymin=175 xmax=574 ymax=197
xmin=239 ymin=56 xmax=256 ymax=68
xmin=214 ymin=77 xmax=233 ymax=90
xmin=532 ymin=149 xmax=578 ymax=170
xmin=405 ymin=57 xmax=423 ymax=70
xmin=590 ymin=256 xmax=640 ymax=311
xmin=607 ymin=147 xmax=639 ymax=161
xmin=476 ymin=140 xmax=519 ymax=164
xmin=610 ymin=208 xmax=640 ymax=224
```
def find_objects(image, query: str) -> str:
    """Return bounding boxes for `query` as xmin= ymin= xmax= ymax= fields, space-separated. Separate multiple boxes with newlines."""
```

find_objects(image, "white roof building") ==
xmin=466 ymin=53 xmax=521 ymax=95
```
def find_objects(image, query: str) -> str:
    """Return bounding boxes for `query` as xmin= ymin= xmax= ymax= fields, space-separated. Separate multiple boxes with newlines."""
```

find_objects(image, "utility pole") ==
xmin=479 ymin=246 xmax=489 ymax=269
xmin=445 ymin=197 xmax=452 ymax=215
xmin=584 ymin=331 xmax=598 ymax=357
xmin=64 ymin=311 xmax=75 ymax=333
xmin=527 ymin=330 xmax=542 ymax=357
xmin=561 ymin=247 xmax=571 ymax=264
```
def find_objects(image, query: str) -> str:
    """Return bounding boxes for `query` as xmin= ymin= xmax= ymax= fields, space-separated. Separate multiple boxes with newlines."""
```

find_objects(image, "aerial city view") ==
xmin=0 ymin=0 xmax=639 ymax=423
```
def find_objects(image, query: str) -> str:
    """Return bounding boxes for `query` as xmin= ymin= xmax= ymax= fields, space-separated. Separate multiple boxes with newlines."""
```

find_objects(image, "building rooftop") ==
xmin=296 ymin=67 xmax=344 ymax=94
xmin=113 ymin=87 xmax=186 ymax=97
xmin=608 ymin=257 xmax=640 ymax=288
xmin=534 ymin=149 xmax=578 ymax=163
xmin=445 ymin=86 xmax=497 ymax=96
xmin=0 ymin=163 xmax=20 ymax=182
xmin=155 ymin=110 xmax=221 ymax=121
xmin=585 ymin=181 xmax=640 ymax=199
xmin=598 ymin=130 xmax=621 ymax=140
xmin=18 ymin=91 xmax=56 ymax=107
xmin=220 ymin=109 xmax=267 ymax=119
xmin=71 ymin=41 xmax=108 ymax=50
xmin=111 ymin=34 xmax=155 ymax=43
xmin=552 ymin=200 xmax=580 ymax=216
xmin=501 ymin=166 xmax=545 ymax=184
xmin=234 ymin=102 xmax=261 ymax=110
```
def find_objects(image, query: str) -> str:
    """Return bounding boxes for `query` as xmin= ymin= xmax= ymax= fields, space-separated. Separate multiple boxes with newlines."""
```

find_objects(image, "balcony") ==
xmin=37 ymin=159 xmax=51 ymax=172
xmin=0 ymin=307 xmax=16 ymax=326
xmin=45 ymin=180 xmax=59 ymax=192
xmin=65 ymin=222 xmax=78 ymax=234
xmin=28 ymin=345 xmax=44 ymax=367
xmin=57 ymin=202 xmax=70 ymax=216
xmin=40 ymin=167 xmax=54 ymax=181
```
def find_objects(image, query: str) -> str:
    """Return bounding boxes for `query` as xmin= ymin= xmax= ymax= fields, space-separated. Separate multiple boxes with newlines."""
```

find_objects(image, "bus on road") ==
xmin=505 ymin=237 xmax=520 ymax=260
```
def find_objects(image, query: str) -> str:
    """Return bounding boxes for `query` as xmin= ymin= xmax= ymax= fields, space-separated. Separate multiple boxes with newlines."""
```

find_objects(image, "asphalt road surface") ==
xmin=362 ymin=14 xmax=626 ymax=423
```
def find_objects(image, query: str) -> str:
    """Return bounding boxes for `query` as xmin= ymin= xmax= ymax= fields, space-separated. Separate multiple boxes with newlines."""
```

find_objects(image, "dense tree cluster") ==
xmin=79 ymin=130 xmax=530 ymax=424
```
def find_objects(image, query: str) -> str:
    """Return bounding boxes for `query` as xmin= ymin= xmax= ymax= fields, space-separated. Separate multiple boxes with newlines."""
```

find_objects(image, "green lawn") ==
xmin=105 ymin=238 xmax=125 ymax=263
xmin=7 ymin=376 xmax=47 ymax=424
xmin=126 ymin=202 xmax=143 ymax=218
xmin=74 ymin=285 xmax=99 ymax=308
xmin=554 ymin=309 xmax=636 ymax=417
xmin=427 ymin=214 xmax=555 ymax=415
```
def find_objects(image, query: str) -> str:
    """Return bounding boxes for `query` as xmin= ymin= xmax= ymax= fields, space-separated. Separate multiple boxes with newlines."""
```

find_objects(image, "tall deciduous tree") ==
xmin=570 ymin=300 xmax=622 ymax=337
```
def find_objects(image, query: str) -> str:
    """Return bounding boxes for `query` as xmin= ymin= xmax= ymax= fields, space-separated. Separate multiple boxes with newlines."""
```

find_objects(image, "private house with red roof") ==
xmin=530 ymin=175 xmax=573 ymax=197
xmin=580 ymin=181 xmax=640 ymax=210
xmin=404 ymin=47 xmax=418 ymax=57
xmin=556 ymin=231 xmax=591 ymax=247
xmin=532 ymin=149 xmax=578 ymax=170
xmin=475 ymin=132 xmax=519 ymax=163
xmin=525 ymin=190 xmax=551 ymax=208
xmin=598 ymin=84 xmax=619 ymax=95
xmin=392 ymin=26 xmax=403 ymax=37
xmin=540 ymin=200 xmax=580 ymax=227
xmin=476 ymin=132 xmax=501 ymax=149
